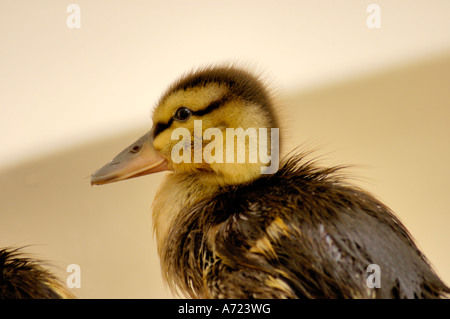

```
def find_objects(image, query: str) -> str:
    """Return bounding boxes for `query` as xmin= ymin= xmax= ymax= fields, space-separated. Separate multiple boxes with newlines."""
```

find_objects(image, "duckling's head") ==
xmin=91 ymin=65 xmax=280 ymax=187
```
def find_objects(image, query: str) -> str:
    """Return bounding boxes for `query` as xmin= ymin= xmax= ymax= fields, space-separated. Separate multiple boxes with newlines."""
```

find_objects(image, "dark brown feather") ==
xmin=0 ymin=247 xmax=73 ymax=299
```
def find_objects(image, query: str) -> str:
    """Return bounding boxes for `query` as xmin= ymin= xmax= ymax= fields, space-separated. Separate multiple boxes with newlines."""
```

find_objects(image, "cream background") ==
xmin=0 ymin=1 xmax=449 ymax=298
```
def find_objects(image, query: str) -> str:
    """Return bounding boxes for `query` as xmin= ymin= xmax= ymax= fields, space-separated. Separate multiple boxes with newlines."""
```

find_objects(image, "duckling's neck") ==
xmin=152 ymin=172 xmax=223 ymax=254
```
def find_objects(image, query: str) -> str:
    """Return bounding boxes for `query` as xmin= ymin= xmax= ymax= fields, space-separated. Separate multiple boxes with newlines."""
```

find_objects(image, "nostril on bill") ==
xmin=130 ymin=145 xmax=141 ymax=153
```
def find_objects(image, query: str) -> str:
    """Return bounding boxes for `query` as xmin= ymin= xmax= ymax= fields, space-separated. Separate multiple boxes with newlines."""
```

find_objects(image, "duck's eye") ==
xmin=174 ymin=107 xmax=192 ymax=122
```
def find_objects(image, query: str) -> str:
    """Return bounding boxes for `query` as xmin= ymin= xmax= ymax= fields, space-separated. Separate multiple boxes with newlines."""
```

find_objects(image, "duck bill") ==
xmin=90 ymin=131 xmax=168 ymax=185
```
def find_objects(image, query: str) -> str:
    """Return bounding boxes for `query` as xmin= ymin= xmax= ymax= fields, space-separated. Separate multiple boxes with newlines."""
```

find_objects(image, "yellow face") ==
xmin=91 ymin=66 xmax=279 ymax=187
xmin=151 ymin=82 xmax=273 ymax=185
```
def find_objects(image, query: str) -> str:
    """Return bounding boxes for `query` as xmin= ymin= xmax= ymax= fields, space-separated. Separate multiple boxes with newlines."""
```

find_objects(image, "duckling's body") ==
xmin=159 ymin=156 xmax=449 ymax=298
xmin=91 ymin=65 xmax=449 ymax=298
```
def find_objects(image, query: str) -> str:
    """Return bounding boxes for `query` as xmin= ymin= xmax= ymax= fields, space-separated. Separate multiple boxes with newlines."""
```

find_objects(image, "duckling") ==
xmin=91 ymin=65 xmax=449 ymax=299
xmin=0 ymin=247 xmax=73 ymax=299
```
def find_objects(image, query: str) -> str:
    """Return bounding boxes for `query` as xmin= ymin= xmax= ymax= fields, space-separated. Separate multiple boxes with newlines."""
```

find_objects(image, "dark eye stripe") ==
xmin=152 ymin=94 xmax=231 ymax=139
xmin=152 ymin=118 xmax=174 ymax=138
xmin=191 ymin=94 xmax=231 ymax=117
